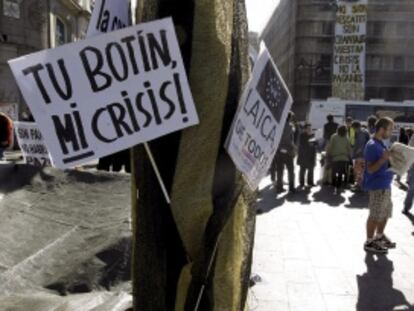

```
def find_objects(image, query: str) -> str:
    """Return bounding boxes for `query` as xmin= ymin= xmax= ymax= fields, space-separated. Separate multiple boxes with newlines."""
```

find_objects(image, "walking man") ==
xmin=363 ymin=117 xmax=396 ymax=254
xmin=402 ymin=134 xmax=414 ymax=214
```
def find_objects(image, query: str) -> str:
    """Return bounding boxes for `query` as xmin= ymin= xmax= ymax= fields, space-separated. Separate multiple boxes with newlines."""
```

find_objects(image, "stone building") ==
xmin=0 ymin=0 xmax=91 ymax=120
xmin=261 ymin=0 xmax=414 ymax=120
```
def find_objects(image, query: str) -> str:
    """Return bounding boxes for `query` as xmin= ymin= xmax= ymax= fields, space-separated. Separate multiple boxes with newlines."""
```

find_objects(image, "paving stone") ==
xmin=287 ymin=282 xmax=326 ymax=311
xmin=323 ymin=294 xmax=357 ymax=311
xmin=251 ymin=172 xmax=414 ymax=311
xmin=0 ymin=165 xmax=131 ymax=296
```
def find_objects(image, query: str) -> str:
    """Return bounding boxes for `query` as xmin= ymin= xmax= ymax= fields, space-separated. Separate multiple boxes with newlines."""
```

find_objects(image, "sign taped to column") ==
xmin=226 ymin=45 xmax=293 ymax=190
xmin=14 ymin=121 xmax=52 ymax=167
xmin=8 ymin=18 xmax=199 ymax=169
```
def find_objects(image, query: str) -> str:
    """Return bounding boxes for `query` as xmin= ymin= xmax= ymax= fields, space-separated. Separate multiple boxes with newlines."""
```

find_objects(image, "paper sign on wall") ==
xmin=8 ymin=18 xmax=199 ymax=169
xmin=87 ymin=0 xmax=130 ymax=37
xmin=14 ymin=122 xmax=52 ymax=167
xmin=226 ymin=45 xmax=293 ymax=190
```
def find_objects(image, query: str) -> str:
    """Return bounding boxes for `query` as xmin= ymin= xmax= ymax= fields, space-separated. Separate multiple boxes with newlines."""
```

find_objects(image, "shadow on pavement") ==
xmin=256 ymin=185 xmax=313 ymax=215
xmin=0 ymin=164 xmax=118 ymax=196
xmin=356 ymin=254 xmax=414 ymax=311
xmin=256 ymin=184 xmax=285 ymax=215
xmin=0 ymin=164 xmax=39 ymax=194
xmin=285 ymin=187 xmax=312 ymax=205
xmin=312 ymin=186 xmax=345 ymax=207
xmin=345 ymin=191 xmax=369 ymax=209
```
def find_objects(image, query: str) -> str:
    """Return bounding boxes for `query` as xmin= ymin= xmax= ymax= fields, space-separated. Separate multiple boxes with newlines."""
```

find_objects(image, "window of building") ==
xmin=369 ymin=22 xmax=385 ymax=37
xmin=313 ymin=86 xmax=331 ymax=100
xmin=345 ymin=105 xmax=375 ymax=123
xmin=407 ymin=57 xmax=414 ymax=71
xmin=319 ymin=3 xmax=335 ymax=12
xmin=365 ymin=87 xmax=380 ymax=101
xmin=320 ymin=54 xmax=332 ymax=70
xmin=396 ymin=23 xmax=408 ymax=36
xmin=318 ymin=37 xmax=333 ymax=44
xmin=394 ymin=56 xmax=405 ymax=71
xmin=379 ymin=87 xmax=404 ymax=101
xmin=406 ymin=88 xmax=414 ymax=99
xmin=367 ymin=55 xmax=382 ymax=70
xmin=381 ymin=56 xmax=393 ymax=71
xmin=321 ymin=21 xmax=334 ymax=35
xmin=55 ymin=17 xmax=67 ymax=46
xmin=3 ymin=0 xmax=21 ymax=19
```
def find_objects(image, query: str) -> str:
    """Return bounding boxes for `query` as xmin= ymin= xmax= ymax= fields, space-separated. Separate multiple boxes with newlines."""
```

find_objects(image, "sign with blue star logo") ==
xmin=256 ymin=60 xmax=288 ymax=123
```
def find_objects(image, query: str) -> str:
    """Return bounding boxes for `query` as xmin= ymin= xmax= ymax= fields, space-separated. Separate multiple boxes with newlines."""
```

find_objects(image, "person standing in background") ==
xmin=327 ymin=125 xmax=352 ymax=193
xmin=399 ymin=128 xmax=409 ymax=145
xmin=352 ymin=121 xmax=370 ymax=191
xmin=367 ymin=115 xmax=377 ymax=136
xmin=346 ymin=116 xmax=356 ymax=147
xmin=297 ymin=123 xmax=317 ymax=188
xmin=403 ymin=134 xmax=414 ymax=214
xmin=406 ymin=128 xmax=413 ymax=141
xmin=396 ymin=128 xmax=409 ymax=182
xmin=323 ymin=114 xmax=338 ymax=147
xmin=0 ymin=112 xmax=12 ymax=160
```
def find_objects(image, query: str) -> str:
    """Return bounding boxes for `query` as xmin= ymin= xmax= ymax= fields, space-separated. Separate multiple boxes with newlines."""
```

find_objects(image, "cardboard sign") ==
xmin=9 ymin=18 xmax=198 ymax=169
xmin=87 ymin=0 xmax=130 ymax=37
xmin=226 ymin=46 xmax=293 ymax=190
xmin=14 ymin=122 xmax=52 ymax=167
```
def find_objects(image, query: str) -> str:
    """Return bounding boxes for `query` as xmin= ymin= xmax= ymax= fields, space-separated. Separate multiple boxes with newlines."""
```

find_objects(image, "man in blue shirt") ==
xmin=363 ymin=117 xmax=395 ymax=254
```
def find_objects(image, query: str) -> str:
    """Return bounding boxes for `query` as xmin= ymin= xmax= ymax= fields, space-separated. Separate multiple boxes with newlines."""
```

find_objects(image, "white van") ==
xmin=308 ymin=98 xmax=414 ymax=140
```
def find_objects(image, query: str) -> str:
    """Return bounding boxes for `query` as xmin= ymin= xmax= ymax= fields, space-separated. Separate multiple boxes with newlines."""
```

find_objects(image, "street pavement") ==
xmin=249 ymin=172 xmax=414 ymax=311
xmin=0 ymin=164 xmax=132 ymax=309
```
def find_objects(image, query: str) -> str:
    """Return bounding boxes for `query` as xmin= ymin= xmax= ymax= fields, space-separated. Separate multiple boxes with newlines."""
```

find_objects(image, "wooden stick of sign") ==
xmin=144 ymin=142 xmax=171 ymax=204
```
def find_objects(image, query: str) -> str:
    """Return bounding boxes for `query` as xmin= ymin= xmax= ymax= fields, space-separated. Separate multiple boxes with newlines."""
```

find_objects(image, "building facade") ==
xmin=261 ymin=0 xmax=414 ymax=120
xmin=0 ymin=0 xmax=91 ymax=120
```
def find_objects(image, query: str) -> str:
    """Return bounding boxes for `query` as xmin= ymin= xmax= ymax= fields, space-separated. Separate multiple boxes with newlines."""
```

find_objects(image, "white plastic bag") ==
xmin=389 ymin=142 xmax=414 ymax=176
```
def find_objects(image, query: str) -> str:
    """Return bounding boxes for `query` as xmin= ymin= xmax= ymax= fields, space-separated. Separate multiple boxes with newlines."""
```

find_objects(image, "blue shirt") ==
xmin=363 ymin=139 xmax=394 ymax=191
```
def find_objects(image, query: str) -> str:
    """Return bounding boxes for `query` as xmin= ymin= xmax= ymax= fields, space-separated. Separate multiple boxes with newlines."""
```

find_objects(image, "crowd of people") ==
xmin=270 ymin=112 xmax=414 ymax=254
xmin=271 ymin=112 xmax=414 ymax=194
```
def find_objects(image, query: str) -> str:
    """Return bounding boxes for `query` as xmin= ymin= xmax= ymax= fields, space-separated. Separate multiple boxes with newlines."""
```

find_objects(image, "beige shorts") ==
xmin=368 ymin=189 xmax=393 ymax=220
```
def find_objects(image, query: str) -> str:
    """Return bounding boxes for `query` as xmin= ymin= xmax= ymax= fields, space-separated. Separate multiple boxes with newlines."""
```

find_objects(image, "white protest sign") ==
xmin=87 ymin=0 xmax=130 ymax=37
xmin=14 ymin=122 xmax=52 ymax=167
xmin=332 ymin=0 xmax=367 ymax=100
xmin=9 ymin=18 xmax=199 ymax=169
xmin=226 ymin=46 xmax=293 ymax=190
